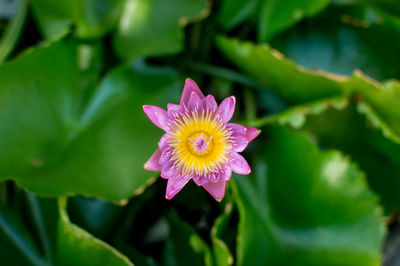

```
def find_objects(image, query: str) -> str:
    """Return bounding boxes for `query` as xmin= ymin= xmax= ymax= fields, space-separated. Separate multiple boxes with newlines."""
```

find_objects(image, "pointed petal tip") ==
xmin=144 ymin=149 xmax=162 ymax=172
xmin=231 ymin=152 xmax=251 ymax=175
xmin=245 ymin=126 xmax=261 ymax=143
xmin=216 ymin=96 xmax=236 ymax=123
xmin=180 ymin=78 xmax=205 ymax=105
xmin=203 ymin=181 xmax=226 ymax=201
xmin=143 ymin=105 xmax=168 ymax=130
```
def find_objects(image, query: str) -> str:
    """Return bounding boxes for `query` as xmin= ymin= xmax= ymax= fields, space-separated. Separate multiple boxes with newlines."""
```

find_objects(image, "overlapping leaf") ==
xmin=258 ymin=0 xmax=330 ymax=41
xmin=218 ymin=0 xmax=261 ymax=30
xmin=216 ymin=36 xmax=400 ymax=144
xmin=270 ymin=5 xmax=400 ymax=81
xmin=0 ymin=39 xmax=182 ymax=201
xmin=163 ymin=212 xmax=212 ymax=266
xmin=30 ymin=0 xmax=124 ymax=39
xmin=303 ymin=103 xmax=400 ymax=214
xmin=57 ymin=198 xmax=133 ymax=265
xmin=0 ymin=192 xmax=131 ymax=265
xmin=211 ymin=203 xmax=234 ymax=266
xmin=113 ymin=0 xmax=209 ymax=62
xmin=232 ymin=126 xmax=385 ymax=265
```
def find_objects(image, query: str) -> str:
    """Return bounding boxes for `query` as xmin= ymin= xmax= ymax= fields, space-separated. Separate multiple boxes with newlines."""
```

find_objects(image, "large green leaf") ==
xmin=57 ymin=198 xmax=133 ymax=265
xmin=270 ymin=6 xmax=400 ymax=81
xmin=303 ymin=103 xmax=400 ymax=214
xmin=0 ymin=39 xmax=182 ymax=201
xmin=233 ymin=126 xmax=385 ymax=265
xmin=216 ymin=36 xmax=348 ymax=104
xmin=258 ymin=0 xmax=330 ymax=41
xmin=246 ymin=94 xmax=400 ymax=213
xmin=349 ymin=73 xmax=400 ymax=144
xmin=216 ymin=36 xmax=400 ymax=144
xmin=30 ymin=0 xmax=124 ymax=39
xmin=113 ymin=0 xmax=209 ymax=62
xmin=246 ymin=96 xmax=349 ymax=129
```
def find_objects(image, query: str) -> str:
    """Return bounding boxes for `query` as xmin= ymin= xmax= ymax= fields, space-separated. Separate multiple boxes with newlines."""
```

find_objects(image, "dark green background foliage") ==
xmin=0 ymin=0 xmax=399 ymax=265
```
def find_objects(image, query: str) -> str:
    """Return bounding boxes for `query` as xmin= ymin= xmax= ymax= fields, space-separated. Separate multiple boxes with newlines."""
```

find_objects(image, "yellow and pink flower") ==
xmin=143 ymin=79 xmax=259 ymax=200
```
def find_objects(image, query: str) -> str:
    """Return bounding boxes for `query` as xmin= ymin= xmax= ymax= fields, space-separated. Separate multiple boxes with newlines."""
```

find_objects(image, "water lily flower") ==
xmin=143 ymin=79 xmax=260 ymax=201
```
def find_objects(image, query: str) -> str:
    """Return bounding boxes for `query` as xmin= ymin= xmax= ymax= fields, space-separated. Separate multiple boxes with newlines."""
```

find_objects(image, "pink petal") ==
xmin=167 ymin=103 xmax=184 ymax=114
xmin=160 ymin=159 xmax=173 ymax=179
xmin=180 ymin=78 xmax=205 ymax=105
xmin=230 ymin=152 xmax=251 ymax=175
xmin=187 ymin=91 xmax=203 ymax=112
xmin=144 ymin=148 xmax=162 ymax=171
xmin=202 ymin=95 xmax=218 ymax=112
xmin=165 ymin=175 xmax=192 ymax=199
xmin=216 ymin=96 xmax=236 ymax=123
xmin=143 ymin=105 xmax=169 ymax=131
xmin=227 ymin=123 xmax=248 ymax=152
xmin=192 ymin=167 xmax=232 ymax=185
xmin=158 ymin=134 xmax=169 ymax=150
xmin=202 ymin=181 xmax=226 ymax=201
xmin=245 ymin=126 xmax=260 ymax=142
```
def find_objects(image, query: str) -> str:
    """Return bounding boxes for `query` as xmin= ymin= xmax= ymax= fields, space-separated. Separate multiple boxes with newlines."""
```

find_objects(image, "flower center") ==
xmin=169 ymin=111 xmax=232 ymax=175
xmin=187 ymin=132 xmax=214 ymax=157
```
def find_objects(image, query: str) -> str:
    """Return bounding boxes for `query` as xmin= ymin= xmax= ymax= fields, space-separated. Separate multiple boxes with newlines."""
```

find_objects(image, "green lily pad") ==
xmin=270 ymin=6 xmax=400 ymax=81
xmin=216 ymin=36 xmax=400 ymax=144
xmin=216 ymin=36 xmax=348 ymax=104
xmin=0 ymin=39 xmax=182 ymax=201
xmin=113 ymin=0 xmax=209 ymax=62
xmin=57 ymin=198 xmax=133 ymax=265
xmin=303 ymin=102 xmax=400 ymax=214
xmin=246 ymin=96 xmax=349 ymax=129
xmin=232 ymin=126 xmax=385 ymax=265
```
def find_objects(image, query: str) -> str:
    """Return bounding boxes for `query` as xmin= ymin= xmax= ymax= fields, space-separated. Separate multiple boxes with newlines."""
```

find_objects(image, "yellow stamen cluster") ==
xmin=169 ymin=111 xmax=232 ymax=175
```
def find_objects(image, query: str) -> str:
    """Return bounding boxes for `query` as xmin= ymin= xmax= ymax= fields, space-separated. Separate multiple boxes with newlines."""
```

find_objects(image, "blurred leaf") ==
xmin=113 ymin=0 xmax=209 ymax=62
xmin=68 ymin=196 xmax=123 ymax=239
xmin=303 ymin=103 xmax=400 ymax=214
xmin=217 ymin=0 xmax=261 ymax=30
xmin=216 ymin=36 xmax=348 ymax=104
xmin=216 ymin=36 xmax=400 ymax=144
xmin=349 ymin=72 xmax=400 ymax=144
xmin=258 ymin=0 xmax=329 ymax=41
xmin=331 ymin=0 xmax=400 ymax=18
xmin=211 ymin=203 xmax=234 ymax=266
xmin=0 ymin=0 xmax=27 ymax=64
xmin=246 ymin=92 xmax=400 ymax=212
xmin=270 ymin=6 xmax=400 ymax=81
xmin=0 ymin=0 xmax=20 ymax=19
xmin=30 ymin=0 xmax=124 ymax=39
xmin=163 ymin=212 xmax=212 ymax=266
xmin=24 ymin=192 xmax=58 ymax=263
xmin=247 ymin=96 xmax=349 ymax=129
xmin=57 ymin=198 xmax=133 ymax=265
xmin=0 ymin=39 xmax=182 ymax=201
xmin=0 ymin=203 xmax=46 ymax=266
xmin=233 ymin=126 xmax=385 ymax=265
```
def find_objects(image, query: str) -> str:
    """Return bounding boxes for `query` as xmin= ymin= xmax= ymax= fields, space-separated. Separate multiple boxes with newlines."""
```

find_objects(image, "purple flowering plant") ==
xmin=143 ymin=79 xmax=259 ymax=200
xmin=0 ymin=0 xmax=394 ymax=264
